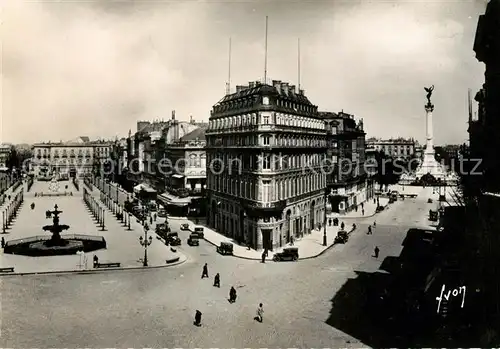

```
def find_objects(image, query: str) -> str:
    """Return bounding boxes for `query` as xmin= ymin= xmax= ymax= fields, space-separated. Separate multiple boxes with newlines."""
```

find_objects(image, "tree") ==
xmin=5 ymin=146 xmax=19 ymax=172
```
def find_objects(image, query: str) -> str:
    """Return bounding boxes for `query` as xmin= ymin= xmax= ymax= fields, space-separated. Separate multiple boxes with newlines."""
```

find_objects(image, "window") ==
xmin=263 ymin=96 xmax=269 ymax=105
xmin=263 ymin=135 xmax=270 ymax=145
xmin=262 ymin=180 xmax=271 ymax=202
xmin=262 ymin=115 xmax=269 ymax=124
xmin=262 ymin=154 xmax=271 ymax=170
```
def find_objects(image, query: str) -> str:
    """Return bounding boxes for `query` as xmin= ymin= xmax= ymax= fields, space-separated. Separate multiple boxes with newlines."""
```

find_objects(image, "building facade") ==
xmin=0 ymin=144 xmax=12 ymax=171
xmin=31 ymin=137 xmax=112 ymax=179
xmin=163 ymin=126 xmax=207 ymax=196
xmin=367 ymin=137 xmax=416 ymax=160
xmin=205 ymin=80 xmax=328 ymax=250
xmin=322 ymin=111 xmax=373 ymax=213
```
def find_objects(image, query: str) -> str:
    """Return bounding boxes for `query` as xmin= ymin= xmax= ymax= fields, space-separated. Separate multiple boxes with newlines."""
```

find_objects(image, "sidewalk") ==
xmin=180 ymin=217 xmax=363 ymax=261
xmin=328 ymin=197 xmax=390 ymax=219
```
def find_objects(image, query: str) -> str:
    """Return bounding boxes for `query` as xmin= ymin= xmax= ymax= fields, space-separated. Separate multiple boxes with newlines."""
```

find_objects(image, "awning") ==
xmin=172 ymin=174 xmax=184 ymax=179
xmin=157 ymin=193 xmax=192 ymax=206
xmin=133 ymin=183 xmax=156 ymax=194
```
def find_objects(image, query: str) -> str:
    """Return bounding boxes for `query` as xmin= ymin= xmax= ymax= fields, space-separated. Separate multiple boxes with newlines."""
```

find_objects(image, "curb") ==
xmin=201 ymin=228 xmax=357 ymax=261
xmin=0 ymin=254 xmax=187 ymax=277
xmin=328 ymin=204 xmax=390 ymax=220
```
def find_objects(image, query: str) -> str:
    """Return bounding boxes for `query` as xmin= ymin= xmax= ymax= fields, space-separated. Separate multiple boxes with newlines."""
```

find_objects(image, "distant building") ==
xmin=31 ymin=137 xmax=112 ymax=178
xmin=366 ymin=137 xmax=417 ymax=160
xmin=0 ymin=144 xmax=12 ymax=171
xmin=321 ymin=111 xmax=373 ymax=213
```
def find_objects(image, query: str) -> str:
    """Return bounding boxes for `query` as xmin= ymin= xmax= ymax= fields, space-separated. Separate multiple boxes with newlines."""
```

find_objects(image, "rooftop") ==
xmin=180 ymin=126 xmax=207 ymax=142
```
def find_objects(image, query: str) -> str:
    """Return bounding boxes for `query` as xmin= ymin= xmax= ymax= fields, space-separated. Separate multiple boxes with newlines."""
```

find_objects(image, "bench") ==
xmin=0 ymin=267 xmax=14 ymax=273
xmin=96 ymin=262 xmax=121 ymax=268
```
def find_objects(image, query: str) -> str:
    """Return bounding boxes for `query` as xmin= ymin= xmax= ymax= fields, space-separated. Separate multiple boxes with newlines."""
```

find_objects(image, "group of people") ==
xmin=195 ymin=263 xmax=264 ymax=326
xmin=367 ymin=221 xmax=380 ymax=258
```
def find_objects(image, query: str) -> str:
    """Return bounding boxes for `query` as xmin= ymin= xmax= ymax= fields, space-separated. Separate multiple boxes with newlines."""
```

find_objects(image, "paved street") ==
xmin=0 ymin=188 xmax=436 ymax=347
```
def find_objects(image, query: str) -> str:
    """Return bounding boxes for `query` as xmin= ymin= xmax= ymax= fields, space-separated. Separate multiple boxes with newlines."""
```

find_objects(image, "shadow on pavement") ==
xmin=325 ymin=227 xmax=450 ymax=347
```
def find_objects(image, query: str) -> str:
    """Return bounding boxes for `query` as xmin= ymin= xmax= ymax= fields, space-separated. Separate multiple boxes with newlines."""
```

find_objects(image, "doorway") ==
xmin=261 ymin=229 xmax=272 ymax=251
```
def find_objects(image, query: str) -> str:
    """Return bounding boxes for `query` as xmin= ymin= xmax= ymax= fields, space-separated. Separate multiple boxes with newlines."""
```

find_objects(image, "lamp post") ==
xmin=100 ymin=208 xmax=105 ymax=231
xmin=323 ymin=189 xmax=328 ymax=246
xmin=2 ymin=211 xmax=5 ymax=233
xmin=139 ymin=225 xmax=153 ymax=266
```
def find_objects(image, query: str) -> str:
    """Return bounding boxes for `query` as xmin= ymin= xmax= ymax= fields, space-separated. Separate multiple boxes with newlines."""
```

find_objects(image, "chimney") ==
xmin=248 ymin=81 xmax=255 ymax=88
xmin=281 ymin=82 xmax=289 ymax=95
xmin=289 ymin=85 xmax=296 ymax=93
xmin=299 ymin=89 xmax=304 ymax=95
xmin=171 ymin=110 xmax=176 ymax=120
xmin=236 ymin=85 xmax=244 ymax=93
xmin=190 ymin=115 xmax=194 ymax=124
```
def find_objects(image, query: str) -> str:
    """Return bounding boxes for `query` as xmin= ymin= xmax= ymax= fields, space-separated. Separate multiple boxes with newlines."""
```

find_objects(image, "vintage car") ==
xmin=216 ymin=242 xmax=233 ymax=255
xmin=180 ymin=223 xmax=190 ymax=231
xmin=193 ymin=227 xmax=204 ymax=238
xmin=429 ymin=210 xmax=438 ymax=222
xmin=273 ymin=247 xmax=299 ymax=262
xmin=166 ymin=232 xmax=181 ymax=246
xmin=334 ymin=230 xmax=349 ymax=244
xmin=187 ymin=233 xmax=200 ymax=246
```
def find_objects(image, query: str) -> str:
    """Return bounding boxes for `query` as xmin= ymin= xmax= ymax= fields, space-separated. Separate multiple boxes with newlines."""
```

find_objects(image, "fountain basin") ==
xmin=4 ymin=234 xmax=106 ymax=256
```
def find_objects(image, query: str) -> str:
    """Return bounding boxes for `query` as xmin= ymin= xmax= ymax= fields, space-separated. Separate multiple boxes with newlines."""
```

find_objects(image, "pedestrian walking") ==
xmin=362 ymin=208 xmax=365 ymax=216
xmin=1 ymin=237 xmax=5 ymax=248
xmin=373 ymin=221 xmax=376 ymax=227
xmin=361 ymin=202 xmax=364 ymax=209
xmin=93 ymin=254 xmax=99 ymax=268
xmin=290 ymin=236 xmax=294 ymax=246
xmin=368 ymin=226 xmax=372 ymax=235
xmin=213 ymin=273 xmax=220 ymax=287
xmin=201 ymin=263 xmax=209 ymax=278
xmin=374 ymin=246 xmax=380 ymax=258
xmin=329 ymin=218 xmax=332 ymax=226
xmin=261 ymin=251 xmax=266 ymax=263
xmin=341 ymin=222 xmax=345 ymax=230
xmin=153 ymin=213 xmax=157 ymax=221
xmin=255 ymin=303 xmax=264 ymax=322
xmin=194 ymin=310 xmax=202 ymax=326
xmin=229 ymin=286 xmax=237 ymax=303
xmin=149 ymin=216 xmax=153 ymax=225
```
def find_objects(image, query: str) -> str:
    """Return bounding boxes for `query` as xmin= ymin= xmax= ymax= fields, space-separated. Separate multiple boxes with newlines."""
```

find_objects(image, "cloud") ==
xmin=1 ymin=0 xmax=485 ymax=145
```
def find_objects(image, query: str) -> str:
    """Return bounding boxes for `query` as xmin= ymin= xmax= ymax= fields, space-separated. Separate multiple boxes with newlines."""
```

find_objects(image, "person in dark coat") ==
xmin=194 ymin=310 xmax=202 ymax=326
xmin=261 ymin=251 xmax=266 ymax=263
xmin=213 ymin=273 xmax=220 ymax=287
xmin=229 ymin=286 xmax=237 ymax=303
xmin=201 ymin=263 xmax=208 ymax=278
xmin=31 ymin=202 xmax=35 ymax=210
xmin=93 ymin=255 xmax=99 ymax=268
xmin=368 ymin=226 xmax=372 ymax=235
xmin=374 ymin=246 xmax=380 ymax=258
xmin=1 ymin=237 xmax=5 ymax=248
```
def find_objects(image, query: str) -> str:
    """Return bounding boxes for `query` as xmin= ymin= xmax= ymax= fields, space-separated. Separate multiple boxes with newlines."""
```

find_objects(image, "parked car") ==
xmin=180 ymin=223 xmax=190 ymax=231
xmin=187 ymin=233 xmax=200 ymax=246
xmin=166 ymin=232 xmax=181 ymax=246
xmin=216 ymin=242 xmax=233 ymax=255
xmin=194 ymin=227 xmax=204 ymax=238
xmin=273 ymin=247 xmax=299 ymax=262
xmin=334 ymin=230 xmax=349 ymax=244
xmin=190 ymin=231 xmax=204 ymax=239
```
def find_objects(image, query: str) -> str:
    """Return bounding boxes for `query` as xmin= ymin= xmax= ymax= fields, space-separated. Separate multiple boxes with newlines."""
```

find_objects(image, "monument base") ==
xmin=415 ymin=153 xmax=446 ymax=179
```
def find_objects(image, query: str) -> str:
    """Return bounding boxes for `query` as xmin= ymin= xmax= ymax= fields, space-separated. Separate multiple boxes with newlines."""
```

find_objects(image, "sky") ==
xmin=1 ymin=0 xmax=489 ymax=145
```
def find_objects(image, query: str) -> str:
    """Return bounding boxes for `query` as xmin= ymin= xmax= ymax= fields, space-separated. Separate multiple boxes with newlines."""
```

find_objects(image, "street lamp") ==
xmin=139 ymin=226 xmax=153 ymax=266
xmin=323 ymin=190 xmax=328 ymax=246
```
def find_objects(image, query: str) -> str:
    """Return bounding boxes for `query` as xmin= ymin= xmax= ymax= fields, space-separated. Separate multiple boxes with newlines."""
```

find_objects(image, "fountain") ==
xmin=3 ymin=204 xmax=107 ymax=256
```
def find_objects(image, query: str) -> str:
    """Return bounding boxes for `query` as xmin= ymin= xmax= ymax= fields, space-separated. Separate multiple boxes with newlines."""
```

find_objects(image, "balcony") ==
xmin=241 ymin=199 xmax=286 ymax=217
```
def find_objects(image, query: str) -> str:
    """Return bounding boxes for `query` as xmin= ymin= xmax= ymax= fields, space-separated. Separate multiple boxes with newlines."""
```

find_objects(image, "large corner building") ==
xmin=205 ymin=80 xmax=328 ymax=250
